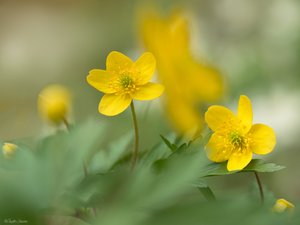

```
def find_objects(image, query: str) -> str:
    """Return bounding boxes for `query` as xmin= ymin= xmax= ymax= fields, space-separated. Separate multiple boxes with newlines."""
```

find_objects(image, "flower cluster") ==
xmin=0 ymin=3 xmax=297 ymax=224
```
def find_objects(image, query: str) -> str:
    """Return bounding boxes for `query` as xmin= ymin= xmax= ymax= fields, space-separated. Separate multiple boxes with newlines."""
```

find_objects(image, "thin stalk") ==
xmin=254 ymin=172 xmax=264 ymax=204
xmin=83 ymin=161 xmax=88 ymax=178
xmin=130 ymin=102 xmax=139 ymax=171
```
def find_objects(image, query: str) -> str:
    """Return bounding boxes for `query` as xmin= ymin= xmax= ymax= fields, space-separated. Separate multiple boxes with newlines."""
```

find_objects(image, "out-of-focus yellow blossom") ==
xmin=87 ymin=51 xmax=164 ymax=116
xmin=38 ymin=84 xmax=71 ymax=124
xmin=205 ymin=95 xmax=276 ymax=171
xmin=140 ymin=8 xmax=224 ymax=136
xmin=272 ymin=198 xmax=295 ymax=213
xmin=2 ymin=142 xmax=17 ymax=159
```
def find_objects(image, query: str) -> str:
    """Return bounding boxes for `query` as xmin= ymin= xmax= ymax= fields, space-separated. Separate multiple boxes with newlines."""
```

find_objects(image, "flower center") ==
xmin=110 ymin=73 xmax=139 ymax=95
xmin=120 ymin=75 xmax=133 ymax=88
xmin=230 ymin=132 xmax=245 ymax=148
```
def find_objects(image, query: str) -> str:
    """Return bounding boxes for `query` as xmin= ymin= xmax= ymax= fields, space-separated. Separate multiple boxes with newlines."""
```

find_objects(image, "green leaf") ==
xmin=198 ymin=186 xmax=216 ymax=201
xmin=139 ymin=142 xmax=172 ymax=169
xmin=242 ymin=159 xmax=286 ymax=173
xmin=131 ymin=150 xmax=207 ymax=209
xmin=89 ymin=133 xmax=132 ymax=173
xmin=192 ymin=178 xmax=216 ymax=201
xmin=192 ymin=178 xmax=208 ymax=188
xmin=198 ymin=160 xmax=236 ymax=177
xmin=160 ymin=135 xmax=178 ymax=152
xmin=199 ymin=159 xmax=285 ymax=177
xmin=159 ymin=135 xmax=195 ymax=156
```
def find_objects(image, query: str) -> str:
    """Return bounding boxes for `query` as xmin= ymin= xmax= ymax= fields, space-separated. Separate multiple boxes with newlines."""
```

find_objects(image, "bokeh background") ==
xmin=1 ymin=0 xmax=300 ymax=201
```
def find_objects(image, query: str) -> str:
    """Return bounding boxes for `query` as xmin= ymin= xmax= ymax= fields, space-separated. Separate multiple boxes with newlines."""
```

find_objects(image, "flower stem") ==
xmin=130 ymin=101 xmax=139 ymax=171
xmin=254 ymin=172 xmax=264 ymax=204
xmin=83 ymin=161 xmax=88 ymax=178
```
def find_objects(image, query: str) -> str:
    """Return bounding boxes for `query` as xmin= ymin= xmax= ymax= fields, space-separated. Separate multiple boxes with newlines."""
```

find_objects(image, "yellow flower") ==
xmin=38 ymin=84 xmax=71 ymax=124
xmin=205 ymin=95 xmax=276 ymax=171
xmin=272 ymin=198 xmax=295 ymax=213
xmin=87 ymin=51 xmax=164 ymax=116
xmin=140 ymin=8 xmax=224 ymax=136
xmin=2 ymin=142 xmax=17 ymax=159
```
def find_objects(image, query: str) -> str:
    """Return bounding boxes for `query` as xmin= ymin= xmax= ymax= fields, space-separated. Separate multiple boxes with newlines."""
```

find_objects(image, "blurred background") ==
xmin=1 ymin=0 xmax=300 ymax=201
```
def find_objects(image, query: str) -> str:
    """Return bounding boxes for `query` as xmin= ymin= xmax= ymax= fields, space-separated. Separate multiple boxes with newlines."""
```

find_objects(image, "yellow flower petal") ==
xmin=134 ymin=52 xmax=156 ymax=85
xmin=133 ymin=82 xmax=164 ymax=101
xmin=106 ymin=51 xmax=133 ymax=73
xmin=99 ymin=94 xmax=132 ymax=116
xmin=168 ymin=11 xmax=189 ymax=55
xmin=248 ymin=124 xmax=276 ymax=155
xmin=238 ymin=95 xmax=253 ymax=132
xmin=206 ymin=133 xmax=231 ymax=162
xmin=87 ymin=69 xmax=116 ymax=93
xmin=140 ymin=9 xmax=225 ymax=136
xmin=227 ymin=150 xmax=252 ymax=171
xmin=166 ymin=98 xmax=203 ymax=136
xmin=186 ymin=60 xmax=224 ymax=102
xmin=205 ymin=106 xmax=235 ymax=131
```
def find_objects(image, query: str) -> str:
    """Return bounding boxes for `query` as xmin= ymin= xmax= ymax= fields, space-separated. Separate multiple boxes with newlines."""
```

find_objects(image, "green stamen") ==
xmin=230 ymin=132 xmax=244 ymax=148
xmin=120 ymin=75 xmax=133 ymax=88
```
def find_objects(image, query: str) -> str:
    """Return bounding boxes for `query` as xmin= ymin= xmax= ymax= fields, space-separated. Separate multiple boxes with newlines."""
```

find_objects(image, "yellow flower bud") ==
xmin=2 ymin=142 xmax=18 ymax=159
xmin=272 ymin=198 xmax=295 ymax=213
xmin=38 ymin=84 xmax=71 ymax=124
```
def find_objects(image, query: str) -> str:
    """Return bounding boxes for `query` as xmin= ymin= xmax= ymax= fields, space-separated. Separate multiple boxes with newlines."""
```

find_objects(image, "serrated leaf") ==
xmin=89 ymin=132 xmax=132 ymax=173
xmin=160 ymin=135 xmax=178 ymax=152
xmin=198 ymin=186 xmax=216 ymax=201
xmin=192 ymin=178 xmax=208 ymax=188
xmin=242 ymin=159 xmax=285 ymax=173
xmin=124 ymin=149 xmax=207 ymax=209
xmin=198 ymin=161 xmax=236 ymax=177
xmin=199 ymin=159 xmax=285 ymax=177
xmin=175 ymin=143 xmax=189 ymax=154
xmin=139 ymin=142 xmax=172 ymax=169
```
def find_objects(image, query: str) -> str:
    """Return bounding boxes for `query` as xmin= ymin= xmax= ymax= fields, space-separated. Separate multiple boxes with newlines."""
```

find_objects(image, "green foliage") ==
xmin=0 ymin=122 xmax=297 ymax=225
xmin=198 ymin=159 xmax=285 ymax=177
xmin=160 ymin=136 xmax=285 ymax=177
xmin=160 ymin=135 xmax=178 ymax=152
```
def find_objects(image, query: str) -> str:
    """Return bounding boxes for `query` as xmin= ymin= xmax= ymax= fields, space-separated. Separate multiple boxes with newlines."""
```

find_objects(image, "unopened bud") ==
xmin=38 ymin=84 xmax=71 ymax=124
xmin=272 ymin=198 xmax=294 ymax=213
xmin=2 ymin=142 xmax=18 ymax=159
